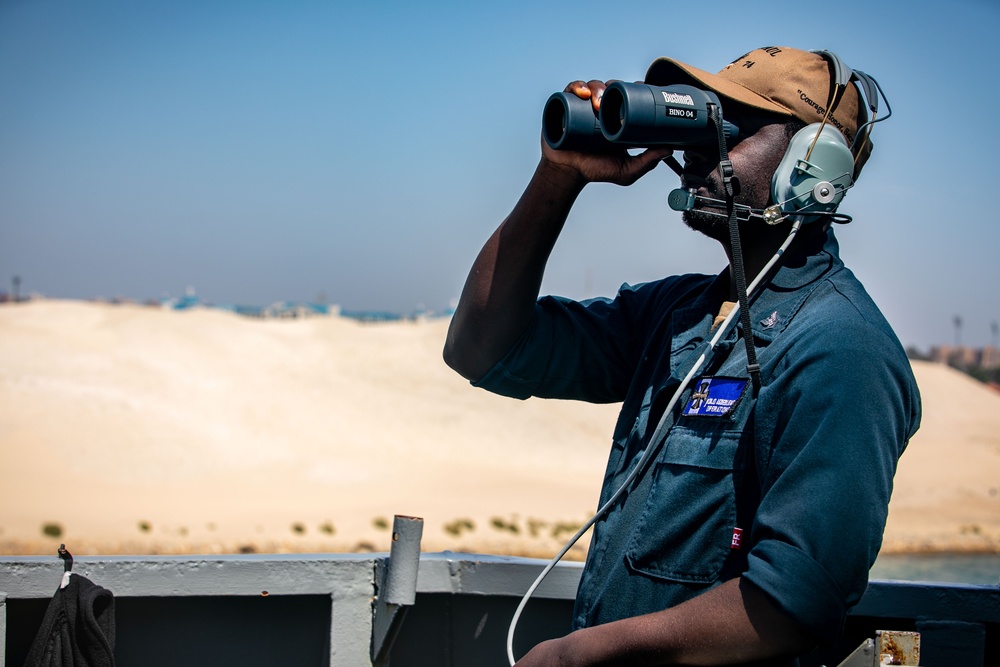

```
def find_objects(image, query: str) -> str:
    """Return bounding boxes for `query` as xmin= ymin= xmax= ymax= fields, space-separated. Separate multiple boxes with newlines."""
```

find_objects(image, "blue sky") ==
xmin=2 ymin=0 xmax=998 ymax=349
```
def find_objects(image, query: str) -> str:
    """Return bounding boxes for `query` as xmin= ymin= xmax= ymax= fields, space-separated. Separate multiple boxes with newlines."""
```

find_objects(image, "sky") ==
xmin=1 ymin=0 xmax=998 ymax=350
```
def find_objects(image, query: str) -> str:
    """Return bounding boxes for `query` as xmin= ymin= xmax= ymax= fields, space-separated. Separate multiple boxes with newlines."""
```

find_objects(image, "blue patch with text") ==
xmin=682 ymin=376 xmax=748 ymax=417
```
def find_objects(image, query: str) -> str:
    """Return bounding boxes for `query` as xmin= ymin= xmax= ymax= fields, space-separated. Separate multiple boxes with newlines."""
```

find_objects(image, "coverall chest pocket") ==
xmin=625 ymin=427 xmax=746 ymax=585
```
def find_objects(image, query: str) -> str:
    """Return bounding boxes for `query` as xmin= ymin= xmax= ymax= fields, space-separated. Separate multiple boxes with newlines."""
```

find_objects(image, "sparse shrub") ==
xmin=138 ymin=521 xmax=152 ymax=533
xmin=527 ymin=518 xmax=547 ymax=538
xmin=319 ymin=521 xmax=336 ymax=535
xmin=373 ymin=516 xmax=390 ymax=530
xmin=42 ymin=522 xmax=63 ymax=538
xmin=490 ymin=516 xmax=520 ymax=534
xmin=551 ymin=520 xmax=584 ymax=539
xmin=443 ymin=518 xmax=475 ymax=536
xmin=291 ymin=522 xmax=306 ymax=535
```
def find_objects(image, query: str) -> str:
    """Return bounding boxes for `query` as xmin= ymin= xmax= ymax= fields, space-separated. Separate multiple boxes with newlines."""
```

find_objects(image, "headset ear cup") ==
xmin=771 ymin=123 xmax=855 ymax=218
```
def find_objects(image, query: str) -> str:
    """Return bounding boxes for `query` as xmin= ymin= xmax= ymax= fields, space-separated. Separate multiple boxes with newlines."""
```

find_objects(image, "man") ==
xmin=443 ymin=46 xmax=920 ymax=666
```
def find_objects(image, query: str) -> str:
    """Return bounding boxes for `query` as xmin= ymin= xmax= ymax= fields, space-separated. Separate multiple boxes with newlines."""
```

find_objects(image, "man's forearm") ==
xmin=443 ymin=158 xmax=585 ymax=381
xmin=515 ymin=578 xmax=815 ymax=666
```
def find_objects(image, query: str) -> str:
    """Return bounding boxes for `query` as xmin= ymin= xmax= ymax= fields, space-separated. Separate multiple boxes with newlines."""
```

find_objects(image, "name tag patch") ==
xmin=682 ymin=376 xmax=748 ymax=417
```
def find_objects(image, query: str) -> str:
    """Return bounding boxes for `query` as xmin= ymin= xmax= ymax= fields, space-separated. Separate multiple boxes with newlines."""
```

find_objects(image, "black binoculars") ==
xmin=542 ymin=82 xmax=739 ymax=152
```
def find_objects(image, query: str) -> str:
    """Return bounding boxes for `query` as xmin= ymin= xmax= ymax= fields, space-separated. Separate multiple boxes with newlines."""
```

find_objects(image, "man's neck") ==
xmin=721 ymin=222 xmax=827 ymax=301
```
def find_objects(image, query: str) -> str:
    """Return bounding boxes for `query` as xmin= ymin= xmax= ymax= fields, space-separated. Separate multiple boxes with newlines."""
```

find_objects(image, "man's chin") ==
xmin=682 ymin=209 xmax=729 ymax=242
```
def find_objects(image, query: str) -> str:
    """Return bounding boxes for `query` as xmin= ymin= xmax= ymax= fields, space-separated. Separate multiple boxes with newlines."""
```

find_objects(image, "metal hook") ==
xmin=58 ymin=543 xmax=73 ymax=572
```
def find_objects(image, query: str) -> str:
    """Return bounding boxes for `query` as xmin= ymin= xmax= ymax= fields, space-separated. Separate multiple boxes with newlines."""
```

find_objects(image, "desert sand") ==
xmin=1 ymin=300 xmax=997 ymax=558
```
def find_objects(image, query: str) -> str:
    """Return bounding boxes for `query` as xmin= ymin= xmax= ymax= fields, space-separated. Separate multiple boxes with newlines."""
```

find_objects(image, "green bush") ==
xmin=42 ymin=522 xmax=63 ymax=538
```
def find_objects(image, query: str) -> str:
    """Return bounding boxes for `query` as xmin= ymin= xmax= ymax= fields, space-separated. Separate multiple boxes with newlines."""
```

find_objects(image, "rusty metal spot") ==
xmin=876 ymin=630 xmax=920 ymax=665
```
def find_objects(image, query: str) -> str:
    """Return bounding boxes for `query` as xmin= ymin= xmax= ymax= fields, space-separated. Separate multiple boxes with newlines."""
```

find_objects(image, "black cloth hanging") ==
xmin=22 ymin=547 xmax=116 ymax=667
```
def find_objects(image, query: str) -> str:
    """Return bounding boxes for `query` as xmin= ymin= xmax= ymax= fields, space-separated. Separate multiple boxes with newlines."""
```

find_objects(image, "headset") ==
xmin=669 ymin=49 xmax=891 ymax=225
xmin=769 ymin=49 xmax=891 ymax=223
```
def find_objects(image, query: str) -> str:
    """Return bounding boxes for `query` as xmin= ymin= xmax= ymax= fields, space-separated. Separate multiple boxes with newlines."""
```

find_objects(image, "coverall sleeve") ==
xmin=743 ymin=320 xmax=921 ymax=644
xmin=474 ymin=275 xmax=712 ymax=403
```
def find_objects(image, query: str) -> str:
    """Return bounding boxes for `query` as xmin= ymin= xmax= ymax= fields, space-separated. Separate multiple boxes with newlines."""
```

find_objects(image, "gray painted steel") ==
xmin=1 ymin=590 xmax=6 ymax=667
xmin=0 ymin=552 xmax=581 ymax=666
xmin=1 ymin=553 xmax=997 ymax=666
xmin=372 ymin=516 xmax=424 ymax=663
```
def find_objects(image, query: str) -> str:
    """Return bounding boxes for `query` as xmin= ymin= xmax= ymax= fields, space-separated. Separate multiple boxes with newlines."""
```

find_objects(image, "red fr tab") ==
xmin=731 ymin=527 xmax=744 ymax=550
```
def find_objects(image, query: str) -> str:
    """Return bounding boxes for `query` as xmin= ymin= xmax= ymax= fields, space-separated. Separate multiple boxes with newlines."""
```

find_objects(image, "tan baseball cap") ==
xmin=645 ymin=46 xmax=872 ymax=175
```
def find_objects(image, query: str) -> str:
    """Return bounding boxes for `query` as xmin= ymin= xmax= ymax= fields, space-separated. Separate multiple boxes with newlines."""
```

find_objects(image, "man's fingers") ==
xmin=564 ymin=80 xmax=608 ymax=113
xmin=586 ymin=80 xmax=605 ymax=112
xmin=616 ymin=147 xmax=677 ymax=185
xmin=565 ymin=80 xmax=592 ymax=98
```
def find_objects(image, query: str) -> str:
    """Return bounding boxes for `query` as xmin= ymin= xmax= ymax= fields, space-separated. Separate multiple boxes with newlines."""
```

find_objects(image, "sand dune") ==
xmin=1 ymin=300 xmax=997 ymax=557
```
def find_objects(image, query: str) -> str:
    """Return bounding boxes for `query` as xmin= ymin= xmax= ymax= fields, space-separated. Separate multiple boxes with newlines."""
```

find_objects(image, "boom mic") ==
xmin=668 ymin=188 xmax=756 ymax=216
xmin=669 ymin=187 xmax=853 ymax=225
xmin=667 ymin=188 xmax=771 ymax=222
xmin=667 ymin=188 xmax=697 ymax=212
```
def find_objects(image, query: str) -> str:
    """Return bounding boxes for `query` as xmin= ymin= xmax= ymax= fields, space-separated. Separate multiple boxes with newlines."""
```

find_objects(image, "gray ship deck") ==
xmin=2 ymin=551 xmax=998 ymax=665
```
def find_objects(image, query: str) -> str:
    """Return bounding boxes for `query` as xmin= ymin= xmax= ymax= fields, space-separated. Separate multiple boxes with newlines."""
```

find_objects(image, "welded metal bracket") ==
xmin=1 ymin=591 xmax=7 ymax=667
xmin=371 ymin=515 xmax=423 ymax=666
xmin=832 ymin=629 xmax=921 ymax=666
xmin=835 ymin=637 xmax=877 ymax=667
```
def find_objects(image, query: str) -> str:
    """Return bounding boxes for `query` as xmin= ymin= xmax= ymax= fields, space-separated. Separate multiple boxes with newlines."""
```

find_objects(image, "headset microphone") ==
xmin=668 ymin=184 xmax=854 ymax=225
xmin=666 ymin=188 xmax=697 ymax=212
xmin=668 ymin=190 xmax=798 ymax=226
xmin=667 ymin=188 xmax=766 ymax=221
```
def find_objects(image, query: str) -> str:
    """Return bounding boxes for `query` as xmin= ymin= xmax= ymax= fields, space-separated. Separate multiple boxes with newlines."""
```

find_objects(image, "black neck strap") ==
xmin=708 ymin=104 xmax=761 ymax=395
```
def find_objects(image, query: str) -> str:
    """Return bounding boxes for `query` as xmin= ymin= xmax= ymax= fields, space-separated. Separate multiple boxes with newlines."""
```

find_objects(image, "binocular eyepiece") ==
xmin=542 ymin=82 xmax=739 ymax=152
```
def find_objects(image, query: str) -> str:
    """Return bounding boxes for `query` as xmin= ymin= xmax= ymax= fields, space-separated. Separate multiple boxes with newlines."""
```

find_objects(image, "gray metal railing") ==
xmin=2 ymin=550 xmax=997 ymax=666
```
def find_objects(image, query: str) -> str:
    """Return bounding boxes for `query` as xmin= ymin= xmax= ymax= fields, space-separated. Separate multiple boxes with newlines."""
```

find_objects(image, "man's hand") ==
xmin=512 ymin=578 xmax=815 ymax=666
xmin=540 ymin=80 xmax=673 ymax=187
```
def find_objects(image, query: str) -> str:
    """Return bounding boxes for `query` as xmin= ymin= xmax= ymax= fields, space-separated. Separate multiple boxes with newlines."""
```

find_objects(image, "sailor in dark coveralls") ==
xmin=444 ymin=46 xmax=920 ymax=665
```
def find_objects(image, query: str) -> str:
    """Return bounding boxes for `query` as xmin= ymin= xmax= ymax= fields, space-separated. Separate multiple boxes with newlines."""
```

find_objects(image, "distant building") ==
xmin=261 ymin=301 xmax=335 ymax=319
xmin=929 ymin=345 xmax=1000 ymax=370
xmin=981 ymin=346 xmax=1000 ymax=369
